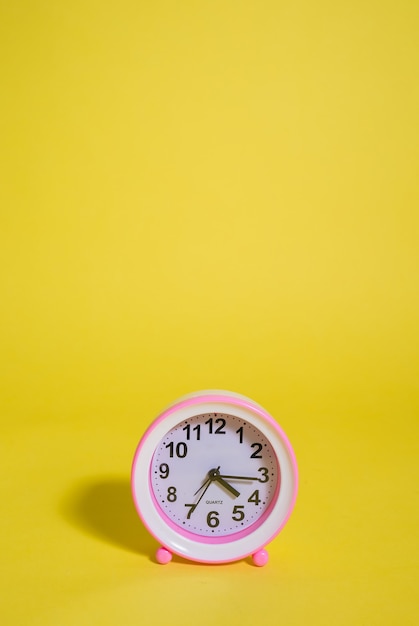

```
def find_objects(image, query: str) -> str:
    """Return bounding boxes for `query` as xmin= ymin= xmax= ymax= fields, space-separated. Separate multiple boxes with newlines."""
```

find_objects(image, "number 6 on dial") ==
xmin=131 ymin=390 xmax=298 ymax=566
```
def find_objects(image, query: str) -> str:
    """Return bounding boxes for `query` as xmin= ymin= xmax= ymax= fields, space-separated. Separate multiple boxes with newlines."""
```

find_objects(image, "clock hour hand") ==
xmin=213 ymin=474 xmax=240 ymax=498
xmin=206 ymin=467 xmax=240 ymax=497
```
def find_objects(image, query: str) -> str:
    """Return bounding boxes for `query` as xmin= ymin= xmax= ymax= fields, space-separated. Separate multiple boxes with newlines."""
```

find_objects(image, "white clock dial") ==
xmin=150 ymin=412 xmax=280 ymax=537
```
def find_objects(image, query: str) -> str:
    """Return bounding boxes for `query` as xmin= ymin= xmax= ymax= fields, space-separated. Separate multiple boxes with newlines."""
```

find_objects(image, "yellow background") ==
xmin=1 ymin=1 xmax=418 ymax=624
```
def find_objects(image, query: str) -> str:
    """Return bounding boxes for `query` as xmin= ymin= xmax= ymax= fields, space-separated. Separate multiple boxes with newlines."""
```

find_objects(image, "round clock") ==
xmin=131 ymin=390 xmax=298 ymax=566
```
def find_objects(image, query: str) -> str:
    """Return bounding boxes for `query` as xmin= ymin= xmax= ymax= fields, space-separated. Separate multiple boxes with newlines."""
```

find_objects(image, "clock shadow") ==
xmin=61 ymin=476 xmax=254 ymax=566
xmin=61 ymin=476 xmax=156 ymax=557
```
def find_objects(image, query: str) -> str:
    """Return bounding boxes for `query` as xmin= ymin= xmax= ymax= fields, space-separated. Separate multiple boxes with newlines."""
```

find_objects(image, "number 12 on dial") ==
xmin=131 ymin=391 xmax=298 ymax=566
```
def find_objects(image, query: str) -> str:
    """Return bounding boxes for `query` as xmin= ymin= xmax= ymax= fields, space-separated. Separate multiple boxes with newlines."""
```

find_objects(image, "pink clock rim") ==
xmin=131 ymin=392 xmax=298 ymax=563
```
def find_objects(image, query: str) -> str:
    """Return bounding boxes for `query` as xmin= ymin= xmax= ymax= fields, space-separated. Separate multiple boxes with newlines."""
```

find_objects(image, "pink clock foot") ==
xmin=156 ymin=547 xmax=173 ymax=564
xmin=252 ymin=549 xmax=269 ymax=567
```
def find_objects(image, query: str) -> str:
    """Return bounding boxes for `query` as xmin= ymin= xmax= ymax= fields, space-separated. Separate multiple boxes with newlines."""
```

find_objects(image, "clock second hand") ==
xmin=193 ymin=476 xmax=212 ymax=497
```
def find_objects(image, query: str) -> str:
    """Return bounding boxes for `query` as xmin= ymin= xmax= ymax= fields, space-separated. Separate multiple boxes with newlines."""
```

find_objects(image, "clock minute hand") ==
xmin=218 ymin=474 xmax=260 ymax=481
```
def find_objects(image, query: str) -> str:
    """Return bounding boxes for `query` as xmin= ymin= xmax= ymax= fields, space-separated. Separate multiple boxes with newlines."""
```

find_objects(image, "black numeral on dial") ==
xmin=165 ymin=442 xmax=188 ymax=458
xmin=248 ymin=489 xmax=261 ymax=505
xmin=258 ymin=467 xmax=269 ymax=483
xmin=205 ymin=417 xmax=226 ymax=434
xmin=182 ymin=424 xmax=201 ymax=440
xmin=167 ymin=486 xmax=177 ymax=502
xmin=250 ymin=442 xmax=263 ymax=458
xmin=207 ymin=511 xmax=220 ymax=527
xmin=184 ymin=504 xmax=196 ymax=519
xmin=232 ymin=505 xmax=245 ymax=521
xmin=159 ymin=463 xmax=169 ymax=479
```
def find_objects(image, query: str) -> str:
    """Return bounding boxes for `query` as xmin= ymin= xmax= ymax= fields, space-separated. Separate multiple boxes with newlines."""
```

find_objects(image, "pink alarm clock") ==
xmin=131 ymin=390 xmax=298 ymax=566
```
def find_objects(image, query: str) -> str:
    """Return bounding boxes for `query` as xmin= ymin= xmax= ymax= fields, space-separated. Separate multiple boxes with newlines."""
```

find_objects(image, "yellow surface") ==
xmin=1 ymin=1 xmax=418 ymax=624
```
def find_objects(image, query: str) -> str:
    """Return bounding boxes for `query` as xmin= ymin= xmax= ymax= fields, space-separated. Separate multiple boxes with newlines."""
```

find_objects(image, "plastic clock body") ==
xmin=131 ymin=390 xmax=298 ymax=566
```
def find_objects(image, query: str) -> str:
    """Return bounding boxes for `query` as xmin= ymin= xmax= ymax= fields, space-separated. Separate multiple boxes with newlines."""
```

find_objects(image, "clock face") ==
xmin=150 ymin=412 xmax=280 ymax=539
